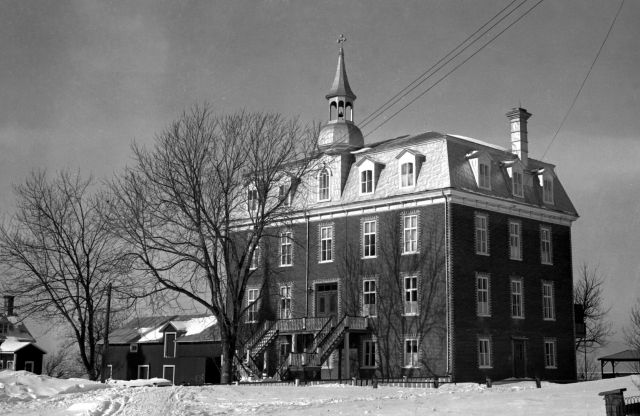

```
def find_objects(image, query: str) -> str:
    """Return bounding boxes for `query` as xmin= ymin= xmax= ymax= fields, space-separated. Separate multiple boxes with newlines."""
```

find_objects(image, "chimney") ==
xmin=506 ymin=107 xmax=532 ymax=166
xmin=3 ymin=295 xmax=15 ymax=316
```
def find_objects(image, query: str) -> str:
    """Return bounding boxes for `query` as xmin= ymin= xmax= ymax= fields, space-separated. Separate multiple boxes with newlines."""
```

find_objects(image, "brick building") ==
xmin=241 ymin=42 xmax=578 ymax=382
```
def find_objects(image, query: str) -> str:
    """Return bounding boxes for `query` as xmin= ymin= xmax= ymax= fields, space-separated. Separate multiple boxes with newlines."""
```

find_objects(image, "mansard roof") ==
xmin=312 ymin=131 xmax=577 ymax=217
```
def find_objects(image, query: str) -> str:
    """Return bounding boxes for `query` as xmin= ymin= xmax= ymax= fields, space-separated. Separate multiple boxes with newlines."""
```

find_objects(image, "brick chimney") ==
xmin=3 ymin=295 xmax=15 ymax=316
xmin=506 ymin=107 xmax=532 ymax=166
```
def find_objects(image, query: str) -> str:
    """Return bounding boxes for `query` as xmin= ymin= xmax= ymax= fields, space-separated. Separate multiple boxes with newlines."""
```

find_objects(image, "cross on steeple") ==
xmin=337 ymin=34 xmax=346 ymax=46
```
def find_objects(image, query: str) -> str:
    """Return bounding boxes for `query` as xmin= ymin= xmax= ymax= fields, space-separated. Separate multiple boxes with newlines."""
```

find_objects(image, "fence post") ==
xmin=599 ymin=388 xmax=626 ymax=416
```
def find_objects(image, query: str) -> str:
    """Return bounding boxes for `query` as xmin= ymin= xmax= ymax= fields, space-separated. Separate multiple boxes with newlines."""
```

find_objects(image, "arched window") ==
xmin=318 ymin=169 xmax=330 ymax=201
xmin=346 ymin=103 xmax=353 ymax=122
xmin=330 ymin=101 xmax=337 ymax=121
xmin=338 ymin=101 xmax=345 ymax=120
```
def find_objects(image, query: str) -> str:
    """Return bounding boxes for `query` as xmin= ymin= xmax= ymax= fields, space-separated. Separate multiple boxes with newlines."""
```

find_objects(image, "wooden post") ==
xmin=344 ymin=331 xmax=350 ymax=378
xmin=100 ymin=283 xmax=112 ymax=383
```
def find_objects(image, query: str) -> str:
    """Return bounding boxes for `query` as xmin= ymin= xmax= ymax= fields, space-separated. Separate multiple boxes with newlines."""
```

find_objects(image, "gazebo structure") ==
xmin=598 ymin=350 xmax=640 ymax=379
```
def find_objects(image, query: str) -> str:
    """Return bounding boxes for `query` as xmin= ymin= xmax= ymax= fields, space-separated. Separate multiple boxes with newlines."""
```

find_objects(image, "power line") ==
xmin=541 ymin=0 xmax=625 ymax=160
xmin=363 ymin=0 xmax=545 ymax=139
xmin=360 ymin=0 xmax=525 ymax=127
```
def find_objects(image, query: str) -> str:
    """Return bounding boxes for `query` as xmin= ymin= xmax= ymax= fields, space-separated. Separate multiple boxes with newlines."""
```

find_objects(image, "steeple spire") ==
xmin=326 ymin=34 xmax=356 ymax=100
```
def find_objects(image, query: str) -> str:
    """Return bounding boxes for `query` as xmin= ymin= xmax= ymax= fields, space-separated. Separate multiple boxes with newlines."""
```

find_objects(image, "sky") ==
xmin=1 ymin=0 xmax=639 ymax=356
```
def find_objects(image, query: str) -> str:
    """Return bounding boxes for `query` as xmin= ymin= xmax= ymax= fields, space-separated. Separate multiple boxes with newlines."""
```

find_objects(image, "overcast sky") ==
xmin=2 ymin=0 xmax=639 ymax=354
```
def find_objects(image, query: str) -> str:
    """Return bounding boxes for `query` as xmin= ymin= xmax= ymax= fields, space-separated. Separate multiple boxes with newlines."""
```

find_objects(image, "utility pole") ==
xmin=100 ymin=283 xmax=112 ymax=383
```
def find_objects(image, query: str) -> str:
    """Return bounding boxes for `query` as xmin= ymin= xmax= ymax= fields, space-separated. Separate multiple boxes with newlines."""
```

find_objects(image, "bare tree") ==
xmin=108 ymin=106 xmax=317 ymax=384
xmin=341 ymin=211 xmax=447 ymax=378
xmin=624 ymin=300 xmax=640 ymax=352
xmin=0 ymin=171 xmax=131 ymax=380
xmin=574 ymin=263 xmax=613 ymax=378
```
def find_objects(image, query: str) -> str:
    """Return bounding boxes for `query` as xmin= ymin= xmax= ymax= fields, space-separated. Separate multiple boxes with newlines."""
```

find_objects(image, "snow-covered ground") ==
xmin=1 ymin=370 xmax=638 ymax=415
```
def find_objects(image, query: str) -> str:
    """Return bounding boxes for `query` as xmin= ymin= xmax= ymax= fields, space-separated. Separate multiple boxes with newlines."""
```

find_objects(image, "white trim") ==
xmin=164 ymin=332 xmax=177 ymax=358
xmin=137 ymin=364 xmax=150 ymax=380
xmin=162 ymin=364 xmax=176 ymax=384
xmin=478 ymin=337 xmax=492 ymax=369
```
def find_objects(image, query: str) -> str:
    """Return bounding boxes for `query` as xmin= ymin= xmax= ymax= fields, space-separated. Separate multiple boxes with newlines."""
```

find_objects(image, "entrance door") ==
xmin=163 ymin=365 xmax=175 ymax=384
xmin=24 ymin=361 xmax=34 ymax=372
xmin=316 ymin=283 xmax=338 ymax=317
xmin=137 ymin=365 xmax=149 ymax=380
xmin=512 ymin=340 xmax=526 ymax=378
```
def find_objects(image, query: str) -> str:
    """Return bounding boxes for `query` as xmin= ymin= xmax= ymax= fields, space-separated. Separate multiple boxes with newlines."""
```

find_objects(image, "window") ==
xmin=129 ymin=344 xmax=138 ymax=353
xmin=509 ymin=220 xmax=522 ymax=260
xmin=319 ymin=225 xmax=333 ymax=263
xmin=137 ymin=365 xmax=150 ymax=380
xmin=361 ymin=169 xmax=373 ymax=194
xmin=479 ymin=162 xmax=491 ymax=190
xmin=475 ymin=213 xmax=489 ymax=255
xmin=512 ymin=170 xmax=523 ymax=197
xmin=164 ymin=332 xmax=176 ymax=358
xmin=280 ymin=231 xmax=293 ymax=266
xmin=404 ymin=275 xmax=418 ymax=315
xmin=0 ymin=323 xmax=9 ymax=334
xmin=404 ymin=338 xmax=419 ymax=367
xmin=362 ymin=219 xmax=377 ymax=258
xmin=163 ymin=365 xmax=176 ymax=384
xmin=279 ymin=285 xmax=292 ymax=319
xmin=476 ymin=273 xmax=490 ymax=317
xmin=247 ymin=288 xmax=259 ymax=322
xmin=544 ymin=339 xmax=557 ymax=368
xmin=400 ymin=162 xmax=415 ymax=188
xmin=542 ymin=281 xmax=555 ymax=320
xmin=543 ymin=177 xmax=554 ymax=204
xmin=106 ymin=364 xmax=113 ymax=379
xmin=279 ymin=185 xmax=291 ymax=206
xmin=318 ymin=169 xmax=330 ymax=201
xmin=363 ymin=279 xmax=377 ymax=317
xmin=363 ymin=339 xmax=377 ymax=367
xmin=6 ymin=360 xmax=14 ymax=370
xmin=402 ymin=214 xmax=418 ymax=254
xmin=248 ymin=189 xmax=258 ymax=211
xmin=478 ymin=337 xmax=492 ymax=368
xmin=540 ymin=226 xmax=553 ymax=265
xmin=511 ymin=278 xmax=524 ymax=319
xmin=249 ymin=243 xmax=261 ymax=270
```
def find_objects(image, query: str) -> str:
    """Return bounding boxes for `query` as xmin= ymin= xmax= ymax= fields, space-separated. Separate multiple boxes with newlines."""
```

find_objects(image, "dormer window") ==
xmin=536 ymin=169 xmax=555 ymax=205
xmin=318 ymin=169 xmax=330 ymax=202
xmin=361 ymin=169 xmax=373 ymax=194
xmin=467 ymin=151 xmax=491 ymax=191
xmin=479 ymin=162 xmax=491 ymax=190
xmin=247 ymin=189 xmax=258 ymax=211
xmin=512 ymin=171 xmax=523 ymax=197
xmin=401 ymin=162 xmax=414 ymax=188
xmin=279 ymin=185 xmax=291 ymax=206
xmin=543 ymin=177 xmax=554 ymax=204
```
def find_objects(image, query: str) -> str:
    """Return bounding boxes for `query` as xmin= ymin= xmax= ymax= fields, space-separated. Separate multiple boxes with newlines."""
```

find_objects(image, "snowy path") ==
xmin=2 ymin=371 xmax=640 ymax=416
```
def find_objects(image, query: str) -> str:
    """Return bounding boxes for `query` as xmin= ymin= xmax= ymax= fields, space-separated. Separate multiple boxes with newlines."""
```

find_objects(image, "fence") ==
xmin=238 ymin=376 xmax=452 ymax=389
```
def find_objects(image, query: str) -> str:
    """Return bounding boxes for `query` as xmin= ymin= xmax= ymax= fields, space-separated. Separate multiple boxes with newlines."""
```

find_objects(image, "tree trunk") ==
xmin=220 ymin=332 xmax=237 ymax=384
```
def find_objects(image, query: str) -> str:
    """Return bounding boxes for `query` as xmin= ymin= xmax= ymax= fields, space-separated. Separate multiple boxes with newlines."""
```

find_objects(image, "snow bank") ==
xmin=0 ymin=370 xmax=108 ymax=401
xmin=108 ymin=377 xmax=172 ymax=387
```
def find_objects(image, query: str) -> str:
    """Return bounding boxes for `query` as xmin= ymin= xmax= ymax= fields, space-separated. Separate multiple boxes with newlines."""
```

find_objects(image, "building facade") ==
xmin=241 ymin=43 xmax=578 ymax=383
xmin=0 ymin=295 xmax=46 ymax=374
xmin=104 ymin=315 xmax=221 ymax=384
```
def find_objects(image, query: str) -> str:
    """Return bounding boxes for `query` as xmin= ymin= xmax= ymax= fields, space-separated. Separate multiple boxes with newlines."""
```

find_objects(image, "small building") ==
xmin=104 ymin=314 xmax=221 ymax=385
xmin=0 ymin=295 xmax=46 ymax=374
xmin=598 ymin=350 xmax=640 ymax=379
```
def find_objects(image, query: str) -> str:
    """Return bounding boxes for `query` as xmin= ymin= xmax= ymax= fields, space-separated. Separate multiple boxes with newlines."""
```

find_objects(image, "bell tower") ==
xmin=318 ymin=35 xmax=364 ymax=153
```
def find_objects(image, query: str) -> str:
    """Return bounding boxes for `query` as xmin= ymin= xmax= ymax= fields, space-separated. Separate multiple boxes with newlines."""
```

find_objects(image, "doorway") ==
xmin=315 ymin=282 xmax=338 ymax=317
xmin=512 ymin=339 xmax=527 ymax=378
xmin=163 ymin=365 xmax=175 ymax=384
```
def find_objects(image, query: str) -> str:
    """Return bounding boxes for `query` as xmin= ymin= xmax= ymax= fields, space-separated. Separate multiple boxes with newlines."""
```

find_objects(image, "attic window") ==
xmin=478 ymin=162 xmax=491 ymax=190
xmin=400 ymin=162 xmax=415 ymax=188
xmin=247 ymin=189 xmax=258 ymax=211
xmin=361 ymin=169 xmax=373 ymax=194
xmin=129 ymin=343 xmax=138 ymax=353
xmin=543 ymin=177 xmax=554 ymax=204
xmin=318 ymin=169 xmax=330 ymax=202
xmin=512 ymin=171 xmax=523 ymax=197
xmin=279 ymin=185 xmax=291 ymax=206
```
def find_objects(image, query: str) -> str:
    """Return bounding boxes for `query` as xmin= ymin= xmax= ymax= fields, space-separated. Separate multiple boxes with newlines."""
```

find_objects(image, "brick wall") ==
xmin=450 ymin=202 xmax=576 ymax=382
